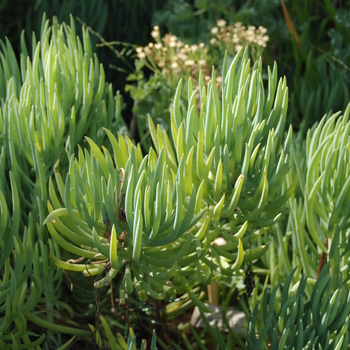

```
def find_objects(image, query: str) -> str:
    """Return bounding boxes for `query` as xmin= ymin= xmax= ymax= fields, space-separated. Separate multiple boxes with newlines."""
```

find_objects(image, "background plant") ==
xmin=150 ymin=0 xmax=350 ymax=134
xmin=289 ymin=51 xmax=349 ymax=136
xmin=210 ymin=19 xmax=269 ymax=63
xmin=126 ymin=18 xmax=269 ymax=150
xmin=126 ymin=26 xmax=214 ymax=149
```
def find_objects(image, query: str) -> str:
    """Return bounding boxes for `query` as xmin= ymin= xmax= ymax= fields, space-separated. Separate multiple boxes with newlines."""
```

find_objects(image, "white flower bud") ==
xmin=217 ymin=19 xmax=226 ymax=27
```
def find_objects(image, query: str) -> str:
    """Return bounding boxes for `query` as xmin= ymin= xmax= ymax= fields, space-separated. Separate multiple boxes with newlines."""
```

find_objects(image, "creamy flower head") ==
xmin=178 ymin=53 xmax=188 ymax=61
xmin=211 ymin=27 xmax=219 ymax=35
xmin=258 ymin=26 xmax=267 ymax=34
xmin=185 ymin=59 xmax=195 ymax=67
xmin=176 ymin=41 xmax=184 ymax=48
xmin=232 ymin=34 xmax=240 ymax=44
xmin=217 ymin=19 xmax=226 ymax=27
xmin=246 ymin=28 xmax=254 ymax=37
xmin=144 ymin=47 xmax=152 ymax=55
xmin=151 ymin=30 xmax=160 ymax=39
xmin=247 ymin=35 xmax=255 ymax=43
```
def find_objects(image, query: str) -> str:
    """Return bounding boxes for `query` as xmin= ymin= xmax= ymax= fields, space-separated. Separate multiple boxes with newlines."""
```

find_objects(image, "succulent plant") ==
xmin=0 ymin=14 xmax=124 ymax=232
xmin=287 ymin=104 xmax=350 ymax=281
xmin=0 ymin=14 xmax=125 ymax=348
xmin=248 ymin=263 xmax=350 ymax=350
xmin=44 ymin=49 xmax=294 ymax=340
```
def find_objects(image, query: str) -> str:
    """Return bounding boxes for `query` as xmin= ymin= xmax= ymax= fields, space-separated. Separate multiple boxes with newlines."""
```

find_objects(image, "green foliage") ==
xmin=289 ymin=53 xmax=349 ymax=135
xmin=0 ymin=187 xmax=45 ymax=348
xmin=126 ymin=64 xmax=174 ymax=150
xmin=289 ymin=104 xmax=350 ymax=279
xmin=0 ymin=0 xmax=34 ymax=48
xmin=88 ymin=320 xmax=158 ymax=350
xmin=248 ymin=263 xmax=350 ymax=349
xmin=0 ymin=15 xmax=125 ymax=348
xmin=0 ymin=13 xmax=124 ymax=227
xmin=29 ymin=0 xmax=109 ymax=42
xmin=44 ymin=48 xmax=293 ymax=346
xmin=152 ymin=0 xmax=221 ymax=42
xmin=1 ymin=4 xmax=350 ymax=348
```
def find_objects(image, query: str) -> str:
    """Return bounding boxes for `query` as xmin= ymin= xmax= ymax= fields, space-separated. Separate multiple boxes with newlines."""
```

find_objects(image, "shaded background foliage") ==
xmin=1 ymin=0 xmax=350 ymax=132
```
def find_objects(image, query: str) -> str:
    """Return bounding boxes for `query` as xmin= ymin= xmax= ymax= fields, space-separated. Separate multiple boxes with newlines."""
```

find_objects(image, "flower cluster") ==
xmin=135 ymin=26 xmax=214 ymax=87
xmin=133 ymin=21 xmax=269 ymax=96
xmin=210 ymin=20 xmax=269 ymax=61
